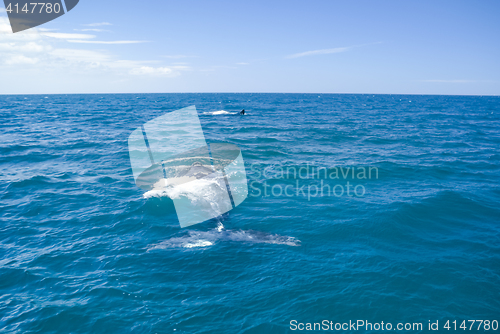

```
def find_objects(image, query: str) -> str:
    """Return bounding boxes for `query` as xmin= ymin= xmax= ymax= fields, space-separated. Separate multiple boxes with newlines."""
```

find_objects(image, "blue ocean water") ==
xmin=0 ymin=94 xmax=499 ymax=333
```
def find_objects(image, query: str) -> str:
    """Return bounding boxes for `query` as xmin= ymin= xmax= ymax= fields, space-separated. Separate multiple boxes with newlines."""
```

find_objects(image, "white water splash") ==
xmin=183 ymin=240 xmax=214 ymax=248
xmin=202 ymin=110 xmax=237 ymax=115
xmin=143 ymin=176 xmax=231 ymax=224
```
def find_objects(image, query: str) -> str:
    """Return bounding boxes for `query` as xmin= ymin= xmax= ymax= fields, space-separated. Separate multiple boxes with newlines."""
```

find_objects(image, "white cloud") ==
xmin=5 ymin=26 xmax=146 ymax=44
xmin=286 ymin=42 xmax=382 ymax=59
xmin=130 ymin=66 xmax=172 ymax=76
xmin=171 ymin=65 xmax=191 ymax=70
xmin=5 ymin=55 xmax=38 ymax=65
xmin=212 ymin=65 xmax=237 ymax=69
xmin=0 ymin=41 xmax=48 ymax=52
xmin=49 ymin=48 xmax=113 ymax=63
xmin=83 ymin=22 xmax=112 ymax=27
xmin=0 ymin=17 xmax=188 ymax=85
xmin=76 ymin=29 xmax=111 ymax=32
xmin=130 ymin=65 xmax=191 ymax=76
xmin=162 ymin=55 xmax=197 ymax=59
xmin=0 ymin=19 xmax=94 ymax=41
xmin=421 ymin=80 xmax=476 ymax=83
xmin=286 ymin=46 xmax=351 ymax=59
xmin=237 ymin=62 xmax=249 ymax=65
xmin=67 ymin=40 xmax=145 ymax=44
xmin=41 ymin=32 xmax=95 ymax=39
xmin=1 ymin=19 xmax=12 ymax=33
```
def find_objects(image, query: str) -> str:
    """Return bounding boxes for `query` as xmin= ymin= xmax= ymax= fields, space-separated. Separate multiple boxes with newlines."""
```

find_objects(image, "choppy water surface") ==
xmin=0 ymin=94 xmax=499 ymax=333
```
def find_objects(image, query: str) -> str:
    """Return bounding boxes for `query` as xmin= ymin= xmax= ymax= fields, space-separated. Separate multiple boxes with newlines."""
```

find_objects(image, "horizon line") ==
xmin=0 ymin=92 xmax=499 ymax=97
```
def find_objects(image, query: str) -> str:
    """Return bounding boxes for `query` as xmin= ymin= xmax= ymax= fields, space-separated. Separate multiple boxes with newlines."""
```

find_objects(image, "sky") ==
xmin=0 ymin=0 xmax=499 ymax=95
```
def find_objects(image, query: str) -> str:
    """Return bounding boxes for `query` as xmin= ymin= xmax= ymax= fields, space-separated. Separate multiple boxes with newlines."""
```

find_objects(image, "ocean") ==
xmin=0 ymin=93 xmax=499 ymax=333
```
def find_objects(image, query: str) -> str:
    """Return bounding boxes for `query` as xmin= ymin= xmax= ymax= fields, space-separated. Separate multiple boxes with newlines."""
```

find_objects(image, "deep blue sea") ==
xmin=1 ymin=94 xmax=499 ymax=333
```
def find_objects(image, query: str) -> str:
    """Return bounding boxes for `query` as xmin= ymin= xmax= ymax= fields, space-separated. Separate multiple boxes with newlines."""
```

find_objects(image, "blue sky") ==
xmin=0 ymin=0 xmax=499 ymax=94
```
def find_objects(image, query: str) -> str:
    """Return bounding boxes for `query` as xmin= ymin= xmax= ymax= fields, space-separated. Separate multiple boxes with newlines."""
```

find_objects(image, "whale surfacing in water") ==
xmin=128 ymin=106 xmax=248 ymax=228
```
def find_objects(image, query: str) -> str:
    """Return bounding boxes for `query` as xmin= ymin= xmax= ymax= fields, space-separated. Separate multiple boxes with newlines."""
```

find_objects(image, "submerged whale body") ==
xmin=179 ymin=162 xmax=214 ymax=179
xmin=148 ymin=223 xmax=301 ymax=250
xmin=161 ymin=161 xmax=227 ymax=190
